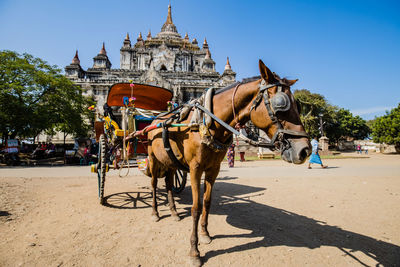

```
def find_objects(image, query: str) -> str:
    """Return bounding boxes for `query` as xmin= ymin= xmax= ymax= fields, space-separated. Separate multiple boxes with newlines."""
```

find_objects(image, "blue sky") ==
xmin=0 ymin=0 xmax=399 ymax=120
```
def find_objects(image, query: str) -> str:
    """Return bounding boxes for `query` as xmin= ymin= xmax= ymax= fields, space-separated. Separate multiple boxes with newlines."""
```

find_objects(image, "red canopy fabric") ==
xmin=106 ymin=83 xmax=173 ymax=110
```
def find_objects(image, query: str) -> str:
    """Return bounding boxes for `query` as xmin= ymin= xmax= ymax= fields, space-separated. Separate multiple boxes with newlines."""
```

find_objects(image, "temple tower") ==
xmin=65 ymin=50 xmax=85 ymax=78
xmin=93 ymin=43 xmax=111 ymax=69
xmin=66 ymin=4 xmax=236 ymax=104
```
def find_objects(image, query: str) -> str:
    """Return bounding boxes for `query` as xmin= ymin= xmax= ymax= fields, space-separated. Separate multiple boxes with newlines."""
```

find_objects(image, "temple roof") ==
xmin=224 ymin=57 xmax=231 ymax=70
xmin=94 ymin=42 xmax=110 ymax=62
xmin=99 ymin=42 xmax=107 ymax=55
xmin=157 ymin=4 xmax=181 ymax=39
xmin=203 ymin=38 xmax=208 ymax=49
xmin=123 ymin=33 xmax=131 ymax=48
xmin=165 ymin=3 xmax=173 ymax=24
xmin=223 ymin=56 xmax=236 ymax=76
xmin=184 ymin=33 xmax=189 ymax=42
xmin=203 ymin=49 xmax=215 ymax=64
xmin=72 ymin=50 xmax=80 ymax=64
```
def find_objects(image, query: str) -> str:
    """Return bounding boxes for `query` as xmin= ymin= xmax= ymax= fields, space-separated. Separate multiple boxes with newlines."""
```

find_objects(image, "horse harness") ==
xmin=247 ymin=79 xmax=309 ymax=150
xmin=161 ymin=79 xmax=308 ymax=171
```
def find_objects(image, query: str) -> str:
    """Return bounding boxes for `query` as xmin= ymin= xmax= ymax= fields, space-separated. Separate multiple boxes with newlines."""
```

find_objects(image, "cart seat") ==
xmin=114 ymin=129 xmax=129 ymax=137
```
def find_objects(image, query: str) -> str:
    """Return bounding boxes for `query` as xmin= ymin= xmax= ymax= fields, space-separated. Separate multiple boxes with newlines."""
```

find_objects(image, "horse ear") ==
xmin=286 ymin=79 xmax=298 ymax=86
xmin=259 ymin=60 xmax=276 ymax=83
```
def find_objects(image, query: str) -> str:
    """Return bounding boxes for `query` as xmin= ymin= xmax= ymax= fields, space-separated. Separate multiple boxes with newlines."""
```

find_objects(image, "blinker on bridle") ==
xmin=232 ymin=80 xmax=290 ymax=128
xmin=249 ymin=79 xmax=309 ymax=150
xmin=161 ymin=78 xmax=308 ymax=151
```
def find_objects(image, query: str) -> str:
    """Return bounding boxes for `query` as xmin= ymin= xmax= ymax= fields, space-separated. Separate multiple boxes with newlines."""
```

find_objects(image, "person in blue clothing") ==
xmin=308 ymin=136 xmax=327 ymax=169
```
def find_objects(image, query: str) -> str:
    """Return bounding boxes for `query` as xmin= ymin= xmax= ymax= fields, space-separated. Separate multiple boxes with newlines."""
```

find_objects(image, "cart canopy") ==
xmin=106 ymin=83 xmax=173 ymax=111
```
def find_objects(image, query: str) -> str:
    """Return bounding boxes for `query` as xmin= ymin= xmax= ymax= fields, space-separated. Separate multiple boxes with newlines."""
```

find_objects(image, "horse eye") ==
xmin=296 ymin=100 xmax=302 ymax=114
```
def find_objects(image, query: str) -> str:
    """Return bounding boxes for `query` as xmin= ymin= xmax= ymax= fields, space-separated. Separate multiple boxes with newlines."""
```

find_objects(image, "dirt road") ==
xmin=1 ymin=153 xmax=399 ymax=266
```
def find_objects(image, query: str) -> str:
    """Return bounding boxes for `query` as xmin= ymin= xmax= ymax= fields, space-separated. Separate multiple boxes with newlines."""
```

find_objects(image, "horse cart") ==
xmin=91 ymin=82 xmax=187 ymax=205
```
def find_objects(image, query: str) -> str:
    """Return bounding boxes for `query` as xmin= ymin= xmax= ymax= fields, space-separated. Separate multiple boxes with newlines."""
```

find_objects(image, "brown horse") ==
xmin=147 ymin=60 xmax=311 ymax=266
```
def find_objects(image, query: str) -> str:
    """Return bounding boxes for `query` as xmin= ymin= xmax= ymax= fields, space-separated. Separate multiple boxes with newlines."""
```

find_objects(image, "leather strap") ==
xmin=249 ymin=79 xmax=308 ymax=147
xmin=162 ymin=124 xmax=189 ymax=172
xmin=250 ymin=82 xmax=279 ymax=112
xmin=231 ymin=83 xmax=242 ymax=129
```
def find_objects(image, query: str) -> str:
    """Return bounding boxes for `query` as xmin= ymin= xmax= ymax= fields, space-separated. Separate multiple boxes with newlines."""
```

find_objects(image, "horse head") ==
xmin=249 ymin=60 xmax=311 ymax=164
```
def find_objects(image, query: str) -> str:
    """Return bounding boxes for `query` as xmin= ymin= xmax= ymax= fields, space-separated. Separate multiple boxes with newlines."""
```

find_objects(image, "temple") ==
xmin=65 ymin=4 xmax=236 ymax=112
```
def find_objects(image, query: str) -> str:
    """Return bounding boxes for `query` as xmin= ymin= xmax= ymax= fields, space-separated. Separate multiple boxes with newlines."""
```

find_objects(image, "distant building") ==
xmin=65 ymin=4 xmax=236 ymax=113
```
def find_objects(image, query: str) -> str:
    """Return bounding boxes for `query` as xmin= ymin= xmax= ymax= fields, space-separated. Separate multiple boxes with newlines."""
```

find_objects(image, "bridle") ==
xmin=234 ymin=79 xmax=308 ymax=150
xmin=157 ymin=78 xmax=308 ymax=153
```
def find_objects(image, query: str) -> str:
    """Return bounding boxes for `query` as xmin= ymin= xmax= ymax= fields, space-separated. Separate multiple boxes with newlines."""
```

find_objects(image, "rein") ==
xmin=136 ymin=79 xmax=308 ymax=151
xmin=137 ymin=79 xmax=309 ymax=172
xmin=231 ymin=83 xmax=242 ymax=129
xmin=227 ymin=78 xmax=308 ymax=149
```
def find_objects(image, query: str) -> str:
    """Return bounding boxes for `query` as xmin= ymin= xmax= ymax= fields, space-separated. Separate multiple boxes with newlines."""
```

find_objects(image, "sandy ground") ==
xmin=1 ymin=153 xmax=400 ymax=267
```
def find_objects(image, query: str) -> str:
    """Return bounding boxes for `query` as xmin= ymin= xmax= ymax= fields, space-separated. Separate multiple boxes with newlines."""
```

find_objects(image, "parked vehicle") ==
xmin=91 ymin=82 xmax=187 ymax=205
xmin=0 ymin=139 xmax=21 ymax=166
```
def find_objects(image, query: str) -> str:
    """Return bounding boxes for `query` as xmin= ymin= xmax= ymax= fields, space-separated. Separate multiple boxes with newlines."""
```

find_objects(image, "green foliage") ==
xmin=293 ymin=89 xmax=335 ymax=138
xmin=294 ymin=89 xmax=370 ymax=143
xmin=326 ymin=108 xmax=370 ymax=141
xmin=366 ymin=118 xmax=376 ymax=130
xmin=372 ymin=104 xmax=400 ymax=146
xmin=0 ymin=50 xmax=94 ymax=140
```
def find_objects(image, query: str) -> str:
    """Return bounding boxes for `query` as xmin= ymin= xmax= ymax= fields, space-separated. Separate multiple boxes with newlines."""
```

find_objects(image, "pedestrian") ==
xmin=356 ymin=144 xmax=361 ymax=154
xmin=239 ymin=151 xmax=246 ymax=162
xmin=227 ymin=143 xmax=235 ymax=168
xmin=308 ymin=137 xmax=327 ymax=169
xmin=238 ymin=128 xmax=247 ymax=162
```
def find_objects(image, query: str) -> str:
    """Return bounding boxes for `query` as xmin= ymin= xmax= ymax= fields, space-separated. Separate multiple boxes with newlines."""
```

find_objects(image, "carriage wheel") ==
xmin=97 ymin=134 xmax=107 ymax=205
xmin=172 ymin=170 xmax=187 ymax=194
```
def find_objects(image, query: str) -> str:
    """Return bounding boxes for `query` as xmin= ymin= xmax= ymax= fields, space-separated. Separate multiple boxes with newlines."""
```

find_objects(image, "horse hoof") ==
xmin=151 ymin=214 xmax=160 ymax=222
xmin=199 ymin=234 xmax=212 ymax=244
xmin=189 ymin=256 xmax=202 ymax=267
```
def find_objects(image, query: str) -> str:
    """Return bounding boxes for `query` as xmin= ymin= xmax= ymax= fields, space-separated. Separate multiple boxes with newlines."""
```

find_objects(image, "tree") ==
xmin=45 ymin=78 xmax=95 ymax=144
xmin=294 ymin=89 xmax=370 ymax=144
xmin=372 ymin=104 xmax=400 ymax=151
xmin=0 ymin=50 xmax=93 ymax=141
xmin=293 ymin=89 xmax=335 ymax=138
xmin=366 ymin=118 xmax=377 ymax=130
xmin=326 ymin=108 xmax=370 ymax=142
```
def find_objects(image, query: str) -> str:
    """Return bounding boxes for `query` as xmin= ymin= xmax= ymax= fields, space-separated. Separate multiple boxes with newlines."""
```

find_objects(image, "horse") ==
xmin=146 ymin=60 xmax=311 ymax=266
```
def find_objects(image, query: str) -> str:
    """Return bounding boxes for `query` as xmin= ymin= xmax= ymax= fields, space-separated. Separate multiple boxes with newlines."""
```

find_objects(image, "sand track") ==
xmin=1 ymin=153 xmax=399 ymax=266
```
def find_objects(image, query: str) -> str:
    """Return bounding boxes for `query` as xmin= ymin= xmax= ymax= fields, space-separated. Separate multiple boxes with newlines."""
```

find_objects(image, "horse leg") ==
xmin=199 ymin=168 xmax=218 ymax=244
xmin=151 ymin=175 xmax=160 ymax=222
xmin=189 ymin=168 xmax=203 ymax=267
xmin=165 ymin=170 xmax=180 ymax=221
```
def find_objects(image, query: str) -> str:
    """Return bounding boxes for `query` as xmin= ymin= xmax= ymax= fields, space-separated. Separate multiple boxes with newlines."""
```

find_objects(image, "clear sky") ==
xmin=1 ymin=0 xmax=399 ymax=120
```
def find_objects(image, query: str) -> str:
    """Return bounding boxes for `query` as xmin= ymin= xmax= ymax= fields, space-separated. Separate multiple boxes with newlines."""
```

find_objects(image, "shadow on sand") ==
xmin=103 ymin=178 xmax=400 ymax=266
xmin=0 ymin=211 xmax=11 ymax=217
xmin=185 ymin=181 xmax=399 ymax=266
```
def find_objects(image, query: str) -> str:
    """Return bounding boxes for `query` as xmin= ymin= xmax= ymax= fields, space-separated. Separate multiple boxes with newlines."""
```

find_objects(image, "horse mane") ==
xmin=241 ymin=76 xmax=261 ymax=84
xmin=215 ymin=76 xmax=261 ymax=95
xmin=214 ymin=73 xmax=291 ymax=95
